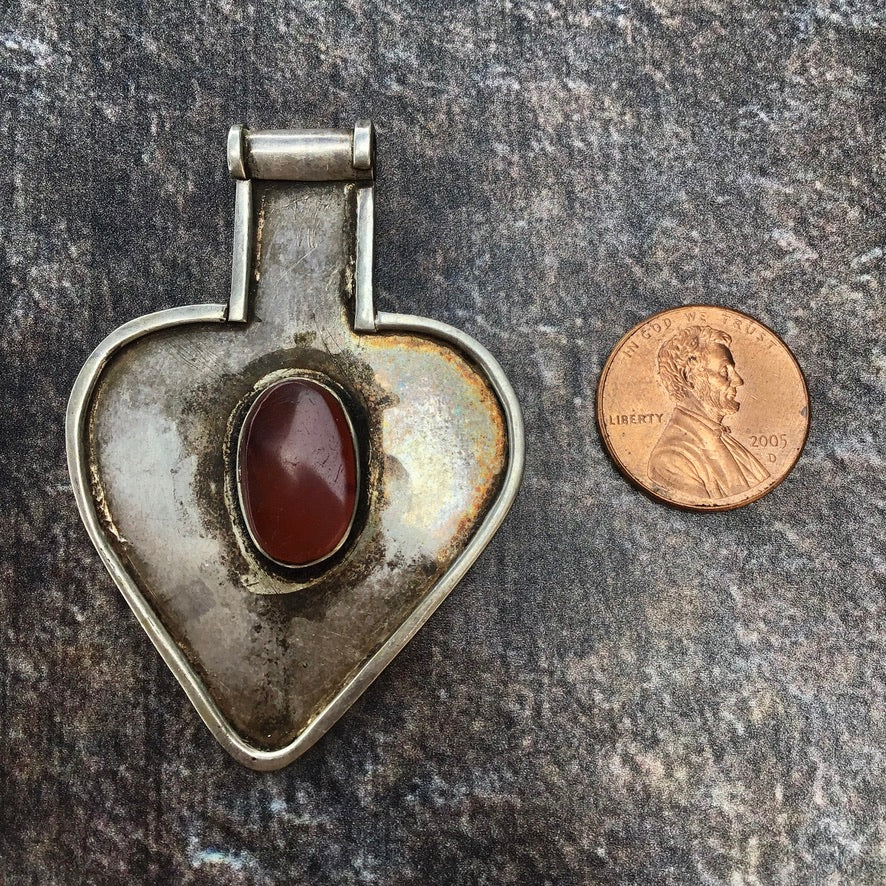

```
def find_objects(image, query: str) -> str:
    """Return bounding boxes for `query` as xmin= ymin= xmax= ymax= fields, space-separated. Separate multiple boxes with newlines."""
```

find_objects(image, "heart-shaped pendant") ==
xmin=66 ymin=122 xmax=524 ymax=769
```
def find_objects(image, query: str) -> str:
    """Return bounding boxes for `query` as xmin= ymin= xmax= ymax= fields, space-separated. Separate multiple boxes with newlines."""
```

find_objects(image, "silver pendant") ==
xmin=66 ymin=122 xmax=524 ymax=769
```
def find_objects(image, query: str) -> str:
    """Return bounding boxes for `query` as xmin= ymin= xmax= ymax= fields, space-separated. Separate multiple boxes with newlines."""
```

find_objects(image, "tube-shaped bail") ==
xmin=227 ymin=122 xmax=375 ymax=182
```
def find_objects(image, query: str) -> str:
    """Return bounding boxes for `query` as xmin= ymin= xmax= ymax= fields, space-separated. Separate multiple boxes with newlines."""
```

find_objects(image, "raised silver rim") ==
xmin=66 ymin=306 xmax=525 ymax=771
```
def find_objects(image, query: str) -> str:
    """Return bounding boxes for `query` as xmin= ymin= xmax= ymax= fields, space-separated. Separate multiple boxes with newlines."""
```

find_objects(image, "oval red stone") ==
xmin=237 ymin=378 xmax=359 ymax=568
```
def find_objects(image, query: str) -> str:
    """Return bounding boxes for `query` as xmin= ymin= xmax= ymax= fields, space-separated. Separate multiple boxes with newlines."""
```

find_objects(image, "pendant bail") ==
xmin=226 ymin=121 xmax=377 ymax=331
xmin=226 ymin=121 xmax=375 ymax=182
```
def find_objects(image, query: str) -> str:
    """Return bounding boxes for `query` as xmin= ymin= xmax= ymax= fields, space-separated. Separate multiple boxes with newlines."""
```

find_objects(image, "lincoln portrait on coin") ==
xmin=649 ymin=325 xmax=769 ymax=501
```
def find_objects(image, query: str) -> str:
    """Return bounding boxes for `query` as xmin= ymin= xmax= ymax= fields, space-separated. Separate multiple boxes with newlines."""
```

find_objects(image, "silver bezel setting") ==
xmin=234 ymin=374 xmax=362 ymax=571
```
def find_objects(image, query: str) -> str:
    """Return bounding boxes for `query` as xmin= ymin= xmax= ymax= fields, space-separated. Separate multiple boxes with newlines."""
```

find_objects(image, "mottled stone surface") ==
xmin=1 ymin=1 xmax=884 ymax=883
xmin=238 ymin=377 xmax=359 ymax=568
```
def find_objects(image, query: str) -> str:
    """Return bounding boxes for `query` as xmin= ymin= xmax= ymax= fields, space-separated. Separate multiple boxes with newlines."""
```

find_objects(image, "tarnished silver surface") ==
xmin=66 ymin=121 xmax=524 ymax=770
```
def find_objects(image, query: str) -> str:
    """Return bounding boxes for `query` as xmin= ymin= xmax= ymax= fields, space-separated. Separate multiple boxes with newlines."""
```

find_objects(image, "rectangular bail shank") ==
xmin=226 ymin=122 xmax=376 ymax=330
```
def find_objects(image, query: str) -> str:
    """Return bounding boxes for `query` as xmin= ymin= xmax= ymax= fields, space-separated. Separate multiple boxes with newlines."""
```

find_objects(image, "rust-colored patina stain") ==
xmin=364 ymin=332 xmax=508 ymax=565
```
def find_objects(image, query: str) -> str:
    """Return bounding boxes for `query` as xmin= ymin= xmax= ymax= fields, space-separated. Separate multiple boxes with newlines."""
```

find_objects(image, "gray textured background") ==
xmin=2 ymin=1 xmax=884 ymax=883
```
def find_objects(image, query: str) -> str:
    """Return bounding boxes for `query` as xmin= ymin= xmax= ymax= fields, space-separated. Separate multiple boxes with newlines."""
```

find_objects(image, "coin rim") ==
xmin=595 ymin=304 xmax=811 ymax=512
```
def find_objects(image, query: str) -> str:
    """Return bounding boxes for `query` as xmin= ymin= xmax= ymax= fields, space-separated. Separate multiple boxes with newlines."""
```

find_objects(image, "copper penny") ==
xmin=597 ymin=305 xmax=810 ymax=511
